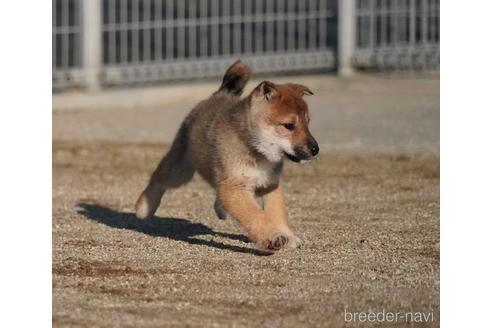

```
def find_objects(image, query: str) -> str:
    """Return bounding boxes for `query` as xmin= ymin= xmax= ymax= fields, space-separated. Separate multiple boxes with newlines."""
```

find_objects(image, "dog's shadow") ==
xmin=77 ymin=203 xmax=270 ymax=256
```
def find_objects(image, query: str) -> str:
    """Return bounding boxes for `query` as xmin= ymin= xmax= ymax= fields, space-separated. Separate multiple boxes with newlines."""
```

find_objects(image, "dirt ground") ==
xmin=52 ymin=74 xmax=439 ymax=327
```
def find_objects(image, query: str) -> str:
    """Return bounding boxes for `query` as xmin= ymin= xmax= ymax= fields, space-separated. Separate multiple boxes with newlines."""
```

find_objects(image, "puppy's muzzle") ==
xmin=285 ymin=140 xmax=319 ymax=163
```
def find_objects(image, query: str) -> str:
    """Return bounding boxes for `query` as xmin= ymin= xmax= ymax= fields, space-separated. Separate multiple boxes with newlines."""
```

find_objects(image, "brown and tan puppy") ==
xmin=136 ymin=60 xmax=319 ymax=251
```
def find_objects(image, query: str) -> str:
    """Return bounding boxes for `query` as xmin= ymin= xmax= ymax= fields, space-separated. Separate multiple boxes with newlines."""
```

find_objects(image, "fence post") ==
xmin=83 ymin=0 xmax=102 ymax=91
xmin=338 ymin=0 xmax=356 ymax=76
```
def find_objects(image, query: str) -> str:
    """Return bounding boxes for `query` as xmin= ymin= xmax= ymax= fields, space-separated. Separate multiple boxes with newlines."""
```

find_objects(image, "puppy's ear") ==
xmin=299 ymin=85 xmax=314 ymax=96
xmin=288 ymin=83 xmax=314 ymax=97
xmin=254 ymin=81 xmax=278 ymax=101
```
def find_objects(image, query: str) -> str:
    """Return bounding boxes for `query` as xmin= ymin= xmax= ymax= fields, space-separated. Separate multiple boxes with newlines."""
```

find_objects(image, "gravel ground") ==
xmin=52 ymin=74 xmax=439 ymax=327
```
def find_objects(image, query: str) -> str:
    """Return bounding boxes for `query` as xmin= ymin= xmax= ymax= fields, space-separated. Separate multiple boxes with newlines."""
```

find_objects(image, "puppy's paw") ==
xmin=135 ymin=193 xmax=154 ymax=219
xmin=286 ymin=235 xmax=303 ymax=249
xmin=258 ymin=232 xmax=289 ymax=251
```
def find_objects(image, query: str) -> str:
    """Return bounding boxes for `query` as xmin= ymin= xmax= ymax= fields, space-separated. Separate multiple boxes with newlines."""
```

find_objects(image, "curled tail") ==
xmin=218 ymin=60 xmax=251 ymax=96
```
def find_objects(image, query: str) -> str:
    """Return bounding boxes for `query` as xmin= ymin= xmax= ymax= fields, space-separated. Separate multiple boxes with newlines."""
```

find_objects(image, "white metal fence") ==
xmin=353 ymin=0 xmax=439 ymax=69
xmin=101 ymin=0 xmax=337 ymax=85
xmin=52 ymin=0 xmax=439 ymax=91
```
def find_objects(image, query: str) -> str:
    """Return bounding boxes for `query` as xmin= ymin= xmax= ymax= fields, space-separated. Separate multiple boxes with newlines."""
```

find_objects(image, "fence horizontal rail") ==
xmin=103 ymin=51 xmax=335 ymax=85
xmin=102 ymin=11 xmax=334 ymax=30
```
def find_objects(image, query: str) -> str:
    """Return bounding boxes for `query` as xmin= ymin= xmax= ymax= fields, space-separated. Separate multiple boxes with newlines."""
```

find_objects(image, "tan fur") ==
xmin=136 ymin=61 xmax=318 ymax=251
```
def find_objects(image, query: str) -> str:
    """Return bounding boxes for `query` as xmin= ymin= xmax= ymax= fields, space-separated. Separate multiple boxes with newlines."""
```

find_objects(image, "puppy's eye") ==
xmin=282 ymin=123 xmax=295 ymax=131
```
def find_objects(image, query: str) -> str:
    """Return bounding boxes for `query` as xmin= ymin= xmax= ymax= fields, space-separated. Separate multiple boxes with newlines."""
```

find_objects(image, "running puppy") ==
xmin=136 ymin=60 xmax=319 ymax=251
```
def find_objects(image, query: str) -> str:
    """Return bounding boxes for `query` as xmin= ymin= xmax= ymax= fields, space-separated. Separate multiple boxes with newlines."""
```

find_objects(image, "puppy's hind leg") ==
xmin=136 ymin=126 xmax=194 ymax=219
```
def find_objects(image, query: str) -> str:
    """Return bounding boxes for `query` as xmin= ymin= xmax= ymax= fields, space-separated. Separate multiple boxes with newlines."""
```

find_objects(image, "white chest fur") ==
xmin=233 ymin=158 xmax=282 ymax=189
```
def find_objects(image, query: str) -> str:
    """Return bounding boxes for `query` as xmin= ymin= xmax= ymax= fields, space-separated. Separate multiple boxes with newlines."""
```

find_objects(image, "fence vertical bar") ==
xmin=177 ymin=0 xmax=185 ymax=59
xmin=199 ymin=0 xmax=206 ymax=58
xmin=254 ymin=0 xmax=263 ymax=54
xmin=287 ymin=0 xmax=296 ymax=51
xmin=120 ymin=0 xmax=128 ymax=64
xmin=53 ymin=0 xmax=58 ymax=68
xmin=189 ymin=0 xmax=196 ymax=59
xmin=155 ymin=0 xmax=162 ymax=61
xmin=381 ymin=0 xmax=387 ymax=46
xmin=62 ymin=0 xmax=69 ymax=69
xmin=245 ymin=0 xmax=253 ymax=55
xmin=410 ymin=0 xmax=416 ymax=46
xmin=83 ymin=0 xmax=102 ymax=91
xmin=391 ymin=0 xmax=398 ymax=46
xmin=319 ymin=0 xmax=328 ymax=50
xmin=300 ymin=0 xmax=308 ymax=50
xmin=132 ymin=0 xmax=140 ymax=63
xmin=222 ymin=0 xmax=231 ymax=56
xmin=166 ymin=0 xmax=174 ymax=60
xmin=274 ymin=0 xmax=283 ymax=52
xmin=143 ymin=0 xmax=151 ymax=62
xmin=422 ymin=0 xmax=428 ymax=45
xmin=307 ymin=0 xmax=316 ymax=50
xmin=74 ymin=0 xmax=82 ymax=67
xmin=265 ymin=0 xmax=274 ymax=53
xmin=429 ymin=0 xmax=435 ymax=42
xmin=369 ymin=0 xmax=376 ymax=49
xmin=233 ymin=0 xmax=242 ymax=54
xmin=338 ymin=0 xmax=355 ymax=76
xmin=109 ymin=0 xmax=116 ymax=64
xmin=211 ymin=0 xmax=219 ymax=57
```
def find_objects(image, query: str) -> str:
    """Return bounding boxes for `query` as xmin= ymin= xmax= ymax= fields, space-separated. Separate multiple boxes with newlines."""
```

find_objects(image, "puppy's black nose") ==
xmin=310 ymin=143 xmax=319 ymax=156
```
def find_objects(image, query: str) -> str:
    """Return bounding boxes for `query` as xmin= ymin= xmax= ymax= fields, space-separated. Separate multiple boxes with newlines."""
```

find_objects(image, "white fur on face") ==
xmin=252 ymin=124 xmax=294 ymax=162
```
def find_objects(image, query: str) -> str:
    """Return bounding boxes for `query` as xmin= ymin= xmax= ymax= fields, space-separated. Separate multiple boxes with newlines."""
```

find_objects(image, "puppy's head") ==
xmin=249 ymin=81 xmax=319 ymax=163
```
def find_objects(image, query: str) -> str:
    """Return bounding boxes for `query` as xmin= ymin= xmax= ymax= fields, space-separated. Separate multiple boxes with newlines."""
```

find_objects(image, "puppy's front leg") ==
xmin=218 ymin=185 xmax=289 ymax=251
xmin=260 ymin=183 xmax=303 ymax=249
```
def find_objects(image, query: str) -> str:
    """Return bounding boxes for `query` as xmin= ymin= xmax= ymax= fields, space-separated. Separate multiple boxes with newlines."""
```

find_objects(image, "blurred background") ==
xmin=53 ymin=0 xmax=439 ymax=90
xmin=53 ymin=0 xmax=440 ymax=150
